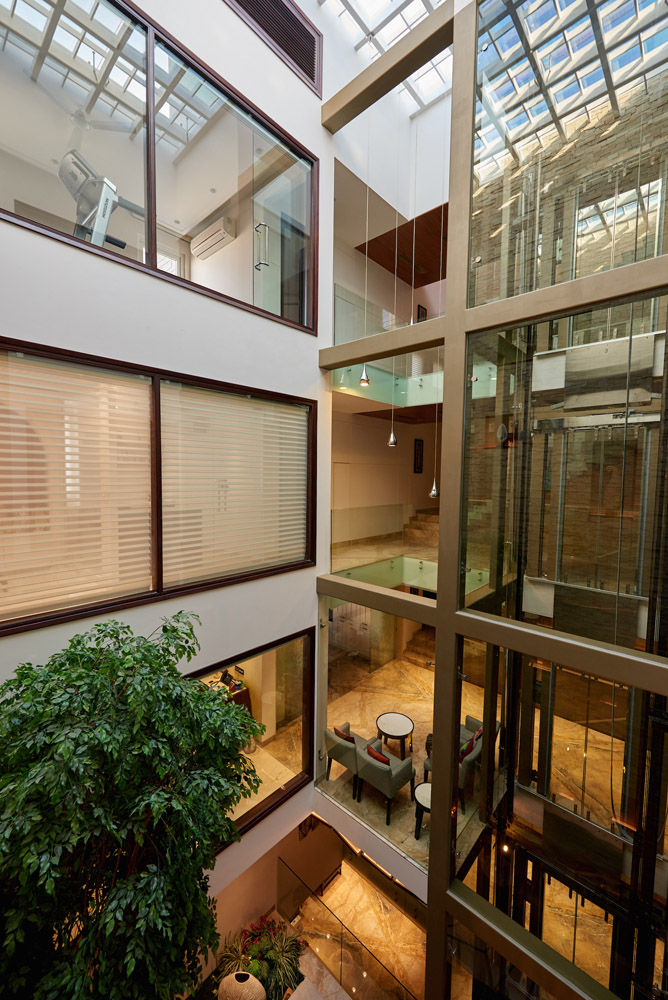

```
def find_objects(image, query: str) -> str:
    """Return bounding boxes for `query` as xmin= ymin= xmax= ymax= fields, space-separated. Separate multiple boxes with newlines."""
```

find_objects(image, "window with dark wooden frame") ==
xmin=188 ymin=625 xmax=315 ymax=839
xmin=0 ymin=342 xmax=317 ymax=635
xmin=0 ymin=0 xmax=318 ymax=335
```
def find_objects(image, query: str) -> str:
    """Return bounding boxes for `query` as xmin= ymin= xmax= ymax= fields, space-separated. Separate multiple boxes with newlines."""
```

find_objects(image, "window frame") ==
xmin=186 ymin=625 xmax=316 ymax=840
xmin=0 ymin=336 xmax=317 ymax=636
xmin=0 ymin=0 xmax=319 ymax=336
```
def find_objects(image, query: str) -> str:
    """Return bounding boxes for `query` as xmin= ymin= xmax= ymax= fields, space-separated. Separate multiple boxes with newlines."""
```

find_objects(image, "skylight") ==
xmin=319 ymin=0 xmax=453 ymax=114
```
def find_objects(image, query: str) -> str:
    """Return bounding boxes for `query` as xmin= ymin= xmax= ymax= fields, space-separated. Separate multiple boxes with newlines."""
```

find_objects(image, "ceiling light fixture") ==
xmin=360 ymin=363 xmax=370 ymax=387
xmin=388 ymin=361 xmax=397 ymax=447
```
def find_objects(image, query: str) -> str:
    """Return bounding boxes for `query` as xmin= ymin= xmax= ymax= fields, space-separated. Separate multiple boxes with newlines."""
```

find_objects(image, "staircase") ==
xmin=404 ymin=510 xmax=439 ymax=551
xmin=403 ymin=625 xmax=436 ymax=670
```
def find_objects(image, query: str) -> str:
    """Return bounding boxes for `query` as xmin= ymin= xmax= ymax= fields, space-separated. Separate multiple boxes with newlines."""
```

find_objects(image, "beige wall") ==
xmin=332 ymin=409 xmax=440 ymax=543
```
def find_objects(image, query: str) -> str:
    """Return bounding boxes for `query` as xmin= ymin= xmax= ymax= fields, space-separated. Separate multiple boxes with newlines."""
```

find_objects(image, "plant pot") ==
xmin=218 ymin=971 xmax=266 ymax=1000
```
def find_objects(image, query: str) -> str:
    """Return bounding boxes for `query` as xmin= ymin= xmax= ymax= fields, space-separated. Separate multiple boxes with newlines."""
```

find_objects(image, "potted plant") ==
xmin=217 ymin=916 xmax=306 ymax=1000
xmin=0 ymin=612 xmax=263 ymax=1000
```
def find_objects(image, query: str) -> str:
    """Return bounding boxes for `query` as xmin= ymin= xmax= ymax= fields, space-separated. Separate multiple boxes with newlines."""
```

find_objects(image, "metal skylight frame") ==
xmin=318 ymin=0 xmax=453 ymax=114
xmin=474 ymin=0 xmax=668 ymax=180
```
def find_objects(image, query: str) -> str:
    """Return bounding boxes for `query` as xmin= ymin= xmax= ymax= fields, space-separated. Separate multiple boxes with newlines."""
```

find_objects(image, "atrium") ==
xmin=1 ymin=0 xmax=667 ymax=996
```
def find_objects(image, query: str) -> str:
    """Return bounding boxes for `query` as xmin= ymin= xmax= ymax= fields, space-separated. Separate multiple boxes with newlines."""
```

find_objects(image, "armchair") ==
xmin=324 ymin=722 xmax=371 ymax=799
xmin=356 ymin=743 xmax=416 ymax=825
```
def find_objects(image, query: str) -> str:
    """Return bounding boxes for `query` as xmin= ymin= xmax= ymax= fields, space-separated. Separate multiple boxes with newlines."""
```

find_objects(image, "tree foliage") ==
xmin=0 ymin=612 xmax=263 ymax=1000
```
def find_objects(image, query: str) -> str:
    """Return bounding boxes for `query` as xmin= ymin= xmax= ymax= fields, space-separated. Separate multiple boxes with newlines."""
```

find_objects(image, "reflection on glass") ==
xmin=470 ymin=0 xmax=668 ymax=305
xmin=153 ymin=41 xmax=312 ymax=324
xmin=453 ymin=636 xmax=668 ymax=996
xmin=318 ymin=598 xmax=433 ymax=869
xmin=330 ymin=348 xmax=442 ymax=586
xmin=0 ymin=0 xmax=147 ymax=259
xmin=461 ymin=293 xmax=668 ymax=652
xmin=196 ymin=632 xmax=309 ymax=826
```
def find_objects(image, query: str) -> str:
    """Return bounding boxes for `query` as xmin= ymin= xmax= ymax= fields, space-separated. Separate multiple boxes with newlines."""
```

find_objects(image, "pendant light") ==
xmin=388 ymin=357 xmax=397 ymax=447
xmin=429 ymin=348 xmax=440 ymax=498
xmin=360 ymin=363 xmax=370 ymax=387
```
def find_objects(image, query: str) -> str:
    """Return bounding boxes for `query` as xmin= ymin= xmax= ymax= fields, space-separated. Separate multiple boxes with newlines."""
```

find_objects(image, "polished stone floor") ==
xmin=320 ymin=861 xmax=426 ymax=999
xmin=331 ymin=532 xmax=438 ymax=574
xmin=231 ymin=722 xmax=301 ymax=824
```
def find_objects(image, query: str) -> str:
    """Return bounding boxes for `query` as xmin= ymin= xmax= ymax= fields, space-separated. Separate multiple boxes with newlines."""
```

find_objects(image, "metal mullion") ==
xmin=463 ymin=253 xmax=668 ymax=334
xmin=450 ymin=607 xmax=668 ymax=695
xmin=425 ymin=2 xmax=477 ymax=998
xmin=315 ymin=574 xmax=437 ymax=628
xmin=145 ymin=27 xmax=157 ymax=274
xmin=353 ymin=0 xmax=416 ymax=49
xmin=446 ymin=881 xmax=618 ymax=1000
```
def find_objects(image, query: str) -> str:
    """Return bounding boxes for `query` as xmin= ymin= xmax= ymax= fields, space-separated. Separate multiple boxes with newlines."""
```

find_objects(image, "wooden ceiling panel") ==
xmin=355 ymin=203 xmax=448 ymax=288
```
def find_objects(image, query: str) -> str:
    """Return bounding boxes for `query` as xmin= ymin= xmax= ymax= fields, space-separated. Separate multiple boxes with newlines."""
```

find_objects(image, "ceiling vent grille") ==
xmin=223 ymin=0 xmax=322 ymax=95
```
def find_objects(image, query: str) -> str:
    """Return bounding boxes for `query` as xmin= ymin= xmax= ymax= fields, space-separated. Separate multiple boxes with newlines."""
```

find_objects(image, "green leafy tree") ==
xmin=0 ymin=612 xmax=263 ymax=1000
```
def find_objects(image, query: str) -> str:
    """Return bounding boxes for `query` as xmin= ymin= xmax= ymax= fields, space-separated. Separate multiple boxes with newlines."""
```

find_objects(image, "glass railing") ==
xmin=331 ymin=505 xmax=439 ymax=588
xmin=276 ymin=858 xmax=418 ymax=1000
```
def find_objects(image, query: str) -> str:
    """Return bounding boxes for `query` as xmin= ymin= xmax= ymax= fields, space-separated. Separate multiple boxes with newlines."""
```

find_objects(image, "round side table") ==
xmin=376 ymin=711 xmax=414 ymax=760
xmin=414 ymin=781 xmax=432 ymax=840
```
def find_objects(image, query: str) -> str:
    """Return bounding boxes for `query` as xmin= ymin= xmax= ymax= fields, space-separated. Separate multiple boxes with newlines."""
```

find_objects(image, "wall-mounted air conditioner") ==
xmin=190 ymin=216 xmax=237 ymax=259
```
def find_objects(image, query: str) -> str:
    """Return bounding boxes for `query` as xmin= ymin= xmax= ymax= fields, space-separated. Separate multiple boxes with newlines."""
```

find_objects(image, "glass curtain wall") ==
xmin=0 ymin=0 xmax=315 ymax=328
xmin=470 ymin=0 xmax=668 ymax=306
xmin=460 ymin=292 xmax=668 ymax=653
xmin=450 ymin=637 xmax=668 ymax=998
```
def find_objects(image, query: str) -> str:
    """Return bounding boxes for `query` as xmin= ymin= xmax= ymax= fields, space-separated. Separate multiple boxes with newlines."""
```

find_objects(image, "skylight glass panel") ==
xmin=552 ymin=75 xmax=581 ymax=101
xmin=92 ymin=2 xmax=123 ymax=35
xmin=540 ymin=39 xmax=569 ymax=74
xmin=579 ymin=61 xmax=605 ymax=86
xmin=601 ymin=0 xmax=635 ymax=32
xmin=15 ymin=0 xmax=47 ymax=31
xmin=54 ymin=25 xmax=78 ymax=52
xmin=568 ymin=18 xmax=595 ymax=51
xmin=643 ymin=22 xmax=668 ymax=53
xmin=610 ymin=39 xmax=641 ymax=72
xmin=523 ymin=0 xmax=558 ymax=33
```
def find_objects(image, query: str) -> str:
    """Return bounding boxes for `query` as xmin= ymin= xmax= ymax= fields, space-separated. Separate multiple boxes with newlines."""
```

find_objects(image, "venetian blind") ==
xmin=160 ymin=381 xmax=309 ymax=588
xmin=0 ymin=352 xmax=153 ymax=621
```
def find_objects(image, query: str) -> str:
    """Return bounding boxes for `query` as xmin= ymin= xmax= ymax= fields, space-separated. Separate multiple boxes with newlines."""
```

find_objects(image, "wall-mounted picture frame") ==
xmin=414 ymin=438 xmax=424 ymax=474
xmin=416 ymin=304 xmax=428 ymax=322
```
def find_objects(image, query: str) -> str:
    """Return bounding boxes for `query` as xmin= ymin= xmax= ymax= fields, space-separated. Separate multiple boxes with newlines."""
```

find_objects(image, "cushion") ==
xmin=333 ymin=726 xmax=355 ymax=744
xmin=367 ymin=743 xmax=390 ymax=766
xmin=474 ymin=726 xmax=483 ymax=742
xmin=459 ymin=735 xmax=475 ymax=763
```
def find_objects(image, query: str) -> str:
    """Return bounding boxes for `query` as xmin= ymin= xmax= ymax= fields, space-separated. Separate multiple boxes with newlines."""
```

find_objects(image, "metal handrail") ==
xmin=277 ymin=856 xmax=418 ymax=1000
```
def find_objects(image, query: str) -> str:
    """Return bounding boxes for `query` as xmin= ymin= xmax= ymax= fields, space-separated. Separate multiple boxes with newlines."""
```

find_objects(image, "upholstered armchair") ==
xmin=324 ymin=722 xmax=372 ymax=798
xmin=356 ymin=742 xmax=416 ymax=825
xmin=423 ymin=716 xmax=501 ymax=813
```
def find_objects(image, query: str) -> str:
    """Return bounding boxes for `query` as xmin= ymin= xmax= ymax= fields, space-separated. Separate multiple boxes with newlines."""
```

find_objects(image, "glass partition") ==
xmin=461 ymin=292 xmax=668 ymax=653
xmin=333 ymin=81 xmax=450 ymax=345
xmin=331 ymin=347 xmax=442 ymax=591
xmin=469 ymin=0 xmax=668 ymax=306
xmin=0 ymin=0 xmax=147 ymax=259
xmin=317 ymin=597 xmax=434 ymax=868
xmin=193 ymin=630 xmax=312 ymax=831
xmin=277 ymin=858 xmax=418 ymax=1000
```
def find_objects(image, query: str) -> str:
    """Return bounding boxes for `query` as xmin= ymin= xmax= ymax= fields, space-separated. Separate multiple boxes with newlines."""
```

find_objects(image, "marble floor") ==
xmin=294 ymin=862 xmax=425 ymax=1000
xmin=323 ymin=649 xmax=500 ymax=869
xmin=320 ymin=861 xmax=426 ymax=999
xmin=331 ymin=534 xmax=438 ymax=574
xmin=231 ymin=723 xmax=301 ymax=824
